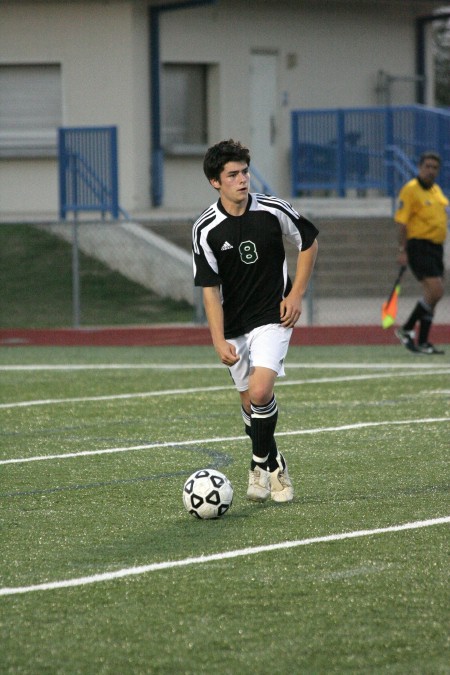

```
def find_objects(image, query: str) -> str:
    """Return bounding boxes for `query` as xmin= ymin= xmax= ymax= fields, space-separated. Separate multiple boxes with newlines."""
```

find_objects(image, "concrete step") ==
xmin=140 ymin=216 xmax=421 ymax=299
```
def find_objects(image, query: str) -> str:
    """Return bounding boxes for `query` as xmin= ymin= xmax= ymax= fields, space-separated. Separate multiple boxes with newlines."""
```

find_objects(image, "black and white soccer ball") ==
xmin=183 ymin=469 xmax=233 ymax=519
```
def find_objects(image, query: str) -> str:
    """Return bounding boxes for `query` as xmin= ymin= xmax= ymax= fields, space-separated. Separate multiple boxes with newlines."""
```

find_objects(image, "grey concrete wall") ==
xmin=41 ymin=220 xmax=194 ymax=304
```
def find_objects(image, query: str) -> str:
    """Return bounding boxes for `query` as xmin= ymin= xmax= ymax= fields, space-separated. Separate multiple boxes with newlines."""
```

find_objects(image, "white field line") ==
xmin=1 ymin=417 xmax=448 ymax=466
xmin=2 ymin=368 xmax=450 ymax=410
xmin=0 ymin=385 xmax=232 ymax=410
xmin=0 ymin=362 xmax=448 ymax=372
xmin=1 ymin=516 xmax=449 ymax=597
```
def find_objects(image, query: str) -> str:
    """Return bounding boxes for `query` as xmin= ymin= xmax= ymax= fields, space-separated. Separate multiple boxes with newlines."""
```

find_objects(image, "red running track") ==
xmin=0 ymin=325 xmax=448 ymax=347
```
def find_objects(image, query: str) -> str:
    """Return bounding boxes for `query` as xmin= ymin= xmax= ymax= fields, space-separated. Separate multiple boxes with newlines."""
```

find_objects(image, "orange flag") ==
xmin=381 ymin=266 xmax=406 ymax=328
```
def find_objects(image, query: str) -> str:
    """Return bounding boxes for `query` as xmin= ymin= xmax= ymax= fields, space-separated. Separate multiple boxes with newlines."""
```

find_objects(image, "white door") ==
xmin=249 ymin=51 xmax=278 ymax=193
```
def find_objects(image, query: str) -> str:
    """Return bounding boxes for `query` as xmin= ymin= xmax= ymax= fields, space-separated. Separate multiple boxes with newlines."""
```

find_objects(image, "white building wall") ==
xmin=160 ymin=0 xmax=425 ymax=209
xmin=0 ymin=0 xmax=149 ymax=216
xmin=0 ymin=0 xmax=442 ymax=216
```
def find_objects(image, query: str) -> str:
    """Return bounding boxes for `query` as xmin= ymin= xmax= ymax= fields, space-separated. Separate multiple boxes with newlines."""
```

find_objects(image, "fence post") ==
xmin=385 ymin=107 xmax=395 ymax=197
xmin=291 ymin=111 xmax=298 ymax=197
xmin=337 ymin=110 xmax=346 ymax=197
xmin=58 ymin=129 xmax=66 ymax=220
xmin=110 ymin=127 xmax=119 ymax=219
xmin=71 ymin=217 xmax=81 ymax=328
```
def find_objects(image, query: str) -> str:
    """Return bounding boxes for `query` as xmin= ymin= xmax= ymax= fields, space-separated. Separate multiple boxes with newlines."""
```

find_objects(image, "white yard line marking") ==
xmin=1 ymin=516 xmax=448 ymax=596
xmin=2 ymin=369 xmax=450 ymax=410
xmin=1 ymin=417 xmax=448 ymax=466
xmin=0 ymin=385 xmax=231 ymax=409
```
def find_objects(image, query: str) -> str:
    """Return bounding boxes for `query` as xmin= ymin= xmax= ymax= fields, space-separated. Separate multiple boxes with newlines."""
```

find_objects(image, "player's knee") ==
xmin=250 ymin=387 xmax=274 ymax=406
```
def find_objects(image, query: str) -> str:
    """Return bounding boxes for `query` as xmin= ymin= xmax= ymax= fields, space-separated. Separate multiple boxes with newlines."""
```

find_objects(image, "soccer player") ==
xmin=192 ymin=139 xmax=318 ymax=503
xmin=394 ymin=151 xmax=448 ymax=354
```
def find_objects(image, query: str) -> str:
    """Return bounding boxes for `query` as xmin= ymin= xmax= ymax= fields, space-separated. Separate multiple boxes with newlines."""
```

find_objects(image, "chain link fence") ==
xmin=0 ymin=221 xmax=199 ymax=329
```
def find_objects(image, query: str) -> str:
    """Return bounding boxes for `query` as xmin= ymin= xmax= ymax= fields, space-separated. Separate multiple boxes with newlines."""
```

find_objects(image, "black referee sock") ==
xmin=250 ymin=396 xmax=278 ymax=470
xmin=418 ymin=302 xmax=434 ymax=344
xmin=403 ymin=301 xmax=429 ymax=332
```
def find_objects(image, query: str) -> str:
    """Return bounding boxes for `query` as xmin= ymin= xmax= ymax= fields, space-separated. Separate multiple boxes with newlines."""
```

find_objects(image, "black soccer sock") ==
xmin=418 ymin=302 xmax=434 ymax=344
xmin=267 ymin=444 xmax=287 ymax=473
xmin=250 ymin=396 xmax=278 ymax=470
xmin=403 ymin=301 xmax=428 ymax=332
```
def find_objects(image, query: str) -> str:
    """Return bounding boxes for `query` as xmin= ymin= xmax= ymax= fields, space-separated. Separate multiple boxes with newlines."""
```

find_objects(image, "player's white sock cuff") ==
xmin=253 ymin=453 xmax=269 ymax=465
xmin=241 ymin=406 xmax=251 ymax=427
xmin=250 ymin=396 xmax=277 ymax=419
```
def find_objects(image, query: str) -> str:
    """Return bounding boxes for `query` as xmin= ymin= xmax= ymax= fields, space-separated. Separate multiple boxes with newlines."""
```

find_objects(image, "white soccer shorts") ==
xmin=227 ymin=323 xmax=293 ymax=392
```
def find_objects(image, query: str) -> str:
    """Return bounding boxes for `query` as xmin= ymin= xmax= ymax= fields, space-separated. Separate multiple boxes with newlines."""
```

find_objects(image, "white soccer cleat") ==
xmin=394 ymin=327 xmax=418 ymax=353
xmin=247 ymin=467 xmax=270 ymax=502
xmin=270 ymin=465 xmax=294 ymax=502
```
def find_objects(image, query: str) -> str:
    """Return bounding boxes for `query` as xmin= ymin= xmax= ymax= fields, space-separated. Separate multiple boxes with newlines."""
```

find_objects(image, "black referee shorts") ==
xmin=407 ymin=238 xmax=444 ymax=280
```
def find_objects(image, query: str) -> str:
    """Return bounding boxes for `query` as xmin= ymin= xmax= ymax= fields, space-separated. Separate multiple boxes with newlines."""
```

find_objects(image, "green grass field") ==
xmin=0 ymin=224 xmax=193 ymax=327
xmin=1 ymin=345 xmax=449 ymax=673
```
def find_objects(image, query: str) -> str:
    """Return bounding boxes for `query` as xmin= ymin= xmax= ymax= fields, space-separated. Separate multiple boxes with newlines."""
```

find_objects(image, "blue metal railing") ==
xmin=250 ymin=165 xmax=275 ymax=195
xmin=386 ymin=144 xmax=417 ymax=196
xmin=59 ymin=126 xmax=129 ymax=219
xmin=291 ymin=105 xmax=450 ymax=198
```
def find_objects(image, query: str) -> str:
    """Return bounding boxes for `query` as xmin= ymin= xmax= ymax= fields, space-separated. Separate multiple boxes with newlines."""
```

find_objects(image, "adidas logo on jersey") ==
xmin=221 ymin=241 xmax=234 ymax=251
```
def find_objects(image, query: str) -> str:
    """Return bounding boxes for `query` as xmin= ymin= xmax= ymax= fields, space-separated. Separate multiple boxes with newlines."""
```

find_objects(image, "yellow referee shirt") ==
xmin=395 ymin=178 xmax=448 ymax=245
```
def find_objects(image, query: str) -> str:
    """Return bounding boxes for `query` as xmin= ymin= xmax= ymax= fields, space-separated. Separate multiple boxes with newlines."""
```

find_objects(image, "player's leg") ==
xmin=240 ymin=389 xmax=252 ymax=438
xmin=422 ymin=275 xmax=444 ymax=312
xmin=239 ymin=385 xmax=272 ymax=502
xmin=227 ymin=336 xmax=253 ymax=439
xmin=248 ymin=366 xmax=278 ymax=471
xmin=240 ymin=376 xmax=290 ymax=501
xmin=247 ymin=325 xmax=294 ymax=502
xmin=400 ymin=298 xmax=430 ymax=341
xmin=416 ymin=275 xmax=445 ymax=353
xmin=226 ymin=335 xmax=271 ymax=501
xmin=229 ymin=325 xmax=294 ymax=502
xmin=398 ymin=240 xmax=445 ymax=353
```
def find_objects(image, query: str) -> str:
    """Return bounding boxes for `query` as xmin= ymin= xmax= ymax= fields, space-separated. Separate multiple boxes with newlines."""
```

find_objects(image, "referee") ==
xmin=394 ymin=151 xmax=448 ymax=354
xmin=192 ymin=139 xmax=318 ymax=503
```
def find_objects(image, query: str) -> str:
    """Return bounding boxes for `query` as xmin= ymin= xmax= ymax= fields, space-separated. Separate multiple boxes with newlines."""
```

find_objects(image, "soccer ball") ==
xmin=183 ymin=469 xmax=233 ymax=519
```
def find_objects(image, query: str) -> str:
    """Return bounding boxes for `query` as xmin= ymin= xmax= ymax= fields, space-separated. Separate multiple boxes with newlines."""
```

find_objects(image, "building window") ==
xmin=0 ymin=64 xmax=62 ymax=158
xmin=162 ymin=63 xmax=207 ymax=154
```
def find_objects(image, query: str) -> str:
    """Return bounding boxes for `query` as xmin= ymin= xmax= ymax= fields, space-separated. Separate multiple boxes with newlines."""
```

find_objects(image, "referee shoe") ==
xmin=394 ymin=327 xmax=418 ymax=352
xmin=417 ymin=342 xmax=445 ymax=355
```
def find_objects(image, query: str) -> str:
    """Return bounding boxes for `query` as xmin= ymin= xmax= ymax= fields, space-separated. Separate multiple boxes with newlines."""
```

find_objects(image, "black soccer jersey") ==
xmin=192 ymin=193 xmax=318 ymax=339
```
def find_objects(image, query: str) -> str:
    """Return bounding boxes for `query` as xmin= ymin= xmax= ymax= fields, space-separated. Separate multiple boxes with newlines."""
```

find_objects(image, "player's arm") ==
xmin=396 ymin=220 xmax=408 ymax=267
xmin=202 ymin=286 xmax=240 ymax=366
xmin=394 ymin=184 xmax=412 ymax=267
xmin=280 ymin=239 xmax=318 ymax=327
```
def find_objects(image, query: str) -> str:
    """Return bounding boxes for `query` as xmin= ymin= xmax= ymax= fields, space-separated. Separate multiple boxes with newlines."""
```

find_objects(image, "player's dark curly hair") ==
xmin=203 ymin=139 xmax=251 ymax=181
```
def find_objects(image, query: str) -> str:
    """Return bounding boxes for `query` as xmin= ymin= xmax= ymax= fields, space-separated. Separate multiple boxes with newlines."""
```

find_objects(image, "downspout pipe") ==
xmin=416 ymin=11 xmax=450 ymax=104
xmin=149 ymin=0 xmax=217 ymax=206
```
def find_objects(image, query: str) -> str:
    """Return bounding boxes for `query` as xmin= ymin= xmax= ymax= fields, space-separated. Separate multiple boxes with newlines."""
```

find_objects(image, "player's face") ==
xmin=211 ymin=161 xmax=250 ymax=213
xmin=418 ymin=158 xmax=440 ymax=187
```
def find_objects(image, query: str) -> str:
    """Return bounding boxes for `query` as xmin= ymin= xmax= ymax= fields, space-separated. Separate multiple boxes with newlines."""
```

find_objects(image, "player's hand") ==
xmin=214 ymin=340 xmax=240 ymax=366
xmin=280 ymin=297 xmax=301 ymax=327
